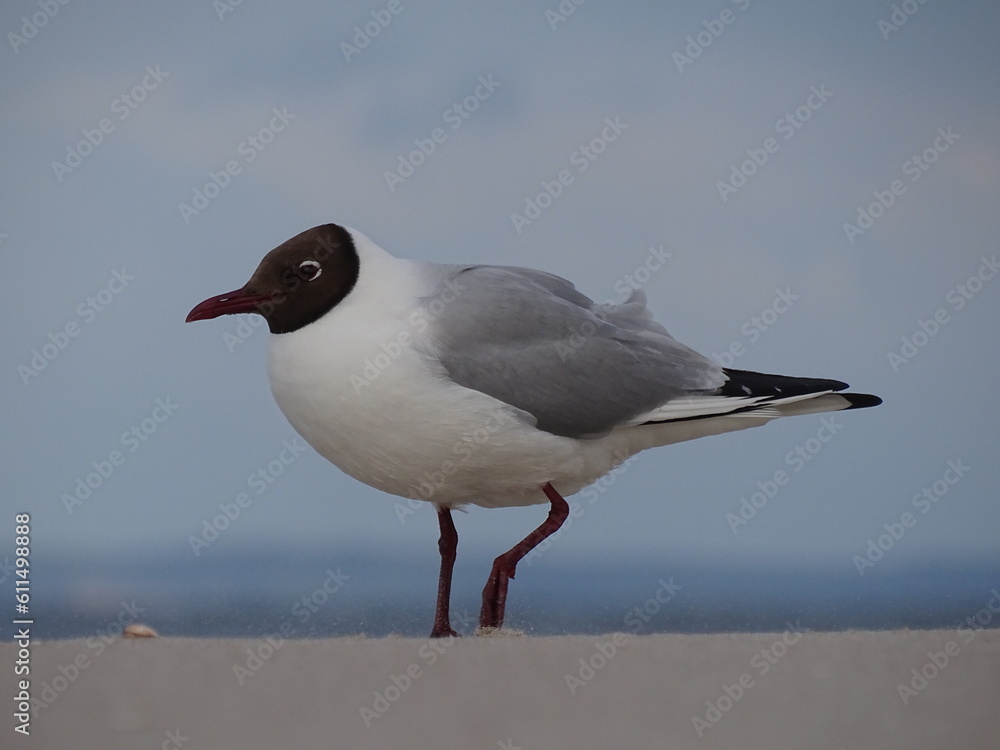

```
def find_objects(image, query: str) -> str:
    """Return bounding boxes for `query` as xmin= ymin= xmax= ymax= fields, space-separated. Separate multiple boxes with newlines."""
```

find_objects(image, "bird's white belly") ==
xmin=266 ymin=319 xmax=635 ymax=508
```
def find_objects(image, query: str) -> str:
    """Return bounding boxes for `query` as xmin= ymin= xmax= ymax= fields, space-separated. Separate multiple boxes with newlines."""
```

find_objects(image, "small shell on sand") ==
xmin=123 ymin=624 xmax=158 ymax=639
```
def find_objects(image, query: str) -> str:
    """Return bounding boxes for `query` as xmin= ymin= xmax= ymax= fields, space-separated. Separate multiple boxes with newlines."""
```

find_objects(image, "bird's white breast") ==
xmin=264 ymin=234 xmax=629 ymax=508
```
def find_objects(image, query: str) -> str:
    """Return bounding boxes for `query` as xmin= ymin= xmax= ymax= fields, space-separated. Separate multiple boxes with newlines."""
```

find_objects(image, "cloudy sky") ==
xmin=2 ymin=1 xmax=998 ymax=603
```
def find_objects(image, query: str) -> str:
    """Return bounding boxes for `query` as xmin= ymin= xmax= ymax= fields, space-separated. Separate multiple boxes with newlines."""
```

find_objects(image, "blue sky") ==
xmin=2 ymin=0 xmax=998 ymax=596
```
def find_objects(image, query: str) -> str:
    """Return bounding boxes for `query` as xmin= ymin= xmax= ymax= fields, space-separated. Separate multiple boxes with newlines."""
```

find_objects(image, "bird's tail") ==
xmin=634 ymin=368 xmax=882 ymax=426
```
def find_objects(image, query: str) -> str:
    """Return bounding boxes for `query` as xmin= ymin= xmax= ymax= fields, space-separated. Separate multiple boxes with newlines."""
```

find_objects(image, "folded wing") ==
xmin=419 ymin=265 xmax=725 ymax=438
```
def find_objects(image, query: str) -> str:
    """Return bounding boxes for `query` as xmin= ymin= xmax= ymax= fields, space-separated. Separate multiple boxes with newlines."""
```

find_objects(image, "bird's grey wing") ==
xmin=417 ymin=264 xmax=724 ymax=438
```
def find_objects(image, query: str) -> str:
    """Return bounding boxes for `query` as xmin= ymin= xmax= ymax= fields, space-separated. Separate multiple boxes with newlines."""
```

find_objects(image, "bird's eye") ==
xmin=297 ymin=260 xmax=322 ymax=281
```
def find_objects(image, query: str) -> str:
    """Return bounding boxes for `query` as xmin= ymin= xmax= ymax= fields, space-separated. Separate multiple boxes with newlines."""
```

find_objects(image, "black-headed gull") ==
xmin=186 ymin=224 xmax=881 ymax=636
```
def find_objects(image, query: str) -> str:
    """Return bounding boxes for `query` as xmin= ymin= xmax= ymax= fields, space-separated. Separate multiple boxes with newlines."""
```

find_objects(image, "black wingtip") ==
xmin=840 ymin=393 xmax=883 ymax=410
xmin=721 ymin=368 xmax=850 ymax=398
xmin=720 ymin=369 xmax=882 ymax=410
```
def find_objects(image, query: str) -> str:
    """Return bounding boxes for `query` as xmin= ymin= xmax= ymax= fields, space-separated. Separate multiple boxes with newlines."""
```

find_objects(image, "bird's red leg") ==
xmin=480 ymin=483 xmax=569 ymax=631
xmin=430 ymin=505 xmax=460 ymax=638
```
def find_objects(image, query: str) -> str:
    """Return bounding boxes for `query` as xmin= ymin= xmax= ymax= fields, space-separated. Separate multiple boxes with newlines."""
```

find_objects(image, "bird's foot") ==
xmin=429 ymin=624 xmax=460 ymax=638
xmin=479 ymin=558 xmax=515 ymax=629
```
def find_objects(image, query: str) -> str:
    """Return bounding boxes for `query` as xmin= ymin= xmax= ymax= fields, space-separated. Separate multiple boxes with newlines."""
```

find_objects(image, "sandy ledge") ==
xmin=3 ymin=629 xmax=998 ymax=749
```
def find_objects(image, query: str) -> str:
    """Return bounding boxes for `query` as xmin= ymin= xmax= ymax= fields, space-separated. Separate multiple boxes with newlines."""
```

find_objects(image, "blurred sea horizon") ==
xmin=18 ymin=546 xmax=1000 ymax=640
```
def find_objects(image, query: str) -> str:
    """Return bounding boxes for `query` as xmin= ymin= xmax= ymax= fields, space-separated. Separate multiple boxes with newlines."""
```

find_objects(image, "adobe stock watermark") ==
xmin=222 ymin=232 xmax=346 ymax=353
xmin=340 ymin=0 xmax=406 ymax=63
xmin=710 ymin=287 xmax=798 ymax=368
xmin=565 ymin=579 xmax=681 ymax=695
xmin=509 ymin=116 xmax=628 ymax=234
xmin=842 ymin=126 xmax=959 ymax=244
xmin=7 ymin=0 xmax=73 ymax=54
xmin=159 ymin=729 xmax=190 ymax=750
xmin=233 ymin=566 xmax=350 ymax=685
xmin=726 ymin=415 xmax=847 ymax=534
xmin=603 ymin=244 xmax=674 ymax=308
xmin=555 ymin=245 xmax=673 ymax=363
xmin=178 ymin=106 xmax=296 ymax=223
xmin=51 ymin=66 xmax=169 ymax=182
xmin=29 ymin=599 xmax=147 ymax=717
xmin=716 ymin=84 xmax=833 ymax=202
xmin=852 ymin=459 xmax=970 ymax=576
xmin=896 ymin=589 xmax=1000 ymax=705
xmin=384 ymin=74 xmax=502 ymax=192
xmin=623 ymin=576 xmax=682 ymax=634
xmin=350 ymin=276 xmax=466 ymax=394
xmin=523 ymin=450 xmax=639 ymax=566
xmin=61 ymin=398 xmax=180 ymax=514
xmin=692 ymin=621 xmax=804 ymax=737
xmin=564 ymin=633 xmax=629 ymax=695
xmin=672 ymin=0 xmax=752 ymax=73
xmin=213 ymin=0 xmax=246 ymax=22
xmin=359 ymin=609 xmax=475 ymax=727
xmin=222 ymin=313 xmax=267 ymax=353
xmin=224 ymin=260 xmax=459 ymax=362
xmin=887 ymin=254 xmax=998 ymax=372
xmin=188 ymin=438 xmax=310 ymax=555
xmin=878 ymin=0 xmax=931 ymax=40
xmin=395 ymin=405 xmax=510 ymax=516
xmin=546 ymin=0 xmax=588 ymax=31
xmin=399 ymin=446 xmax=639 ymax=548
xmin=602 ymin=245 xmax=673 ymax=306
xmin=18 ymin=267 xmax=135 ymax=385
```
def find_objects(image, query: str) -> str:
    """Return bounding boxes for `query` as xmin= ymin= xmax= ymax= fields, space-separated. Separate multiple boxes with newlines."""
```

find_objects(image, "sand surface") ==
xmin=4 ymin=629 xmax=998 ymax=749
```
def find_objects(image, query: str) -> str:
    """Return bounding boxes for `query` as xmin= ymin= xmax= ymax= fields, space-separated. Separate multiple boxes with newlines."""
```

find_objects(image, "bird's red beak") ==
xmin=185 ymin=287 xmax=272 ymax=322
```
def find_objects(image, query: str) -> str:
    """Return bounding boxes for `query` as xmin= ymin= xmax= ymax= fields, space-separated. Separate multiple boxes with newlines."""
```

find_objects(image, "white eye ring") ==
xmin=298 ymin=260 xmax=322 ymax=281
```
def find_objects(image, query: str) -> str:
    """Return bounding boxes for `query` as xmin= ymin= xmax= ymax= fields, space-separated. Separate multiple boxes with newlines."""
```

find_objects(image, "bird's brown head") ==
xmin=185 ymin=224 xmax=361 ymax=334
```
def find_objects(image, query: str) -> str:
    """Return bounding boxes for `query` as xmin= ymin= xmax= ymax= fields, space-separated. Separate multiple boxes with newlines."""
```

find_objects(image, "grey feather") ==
xmin=417 ymin=264 xmax=724 ymax=438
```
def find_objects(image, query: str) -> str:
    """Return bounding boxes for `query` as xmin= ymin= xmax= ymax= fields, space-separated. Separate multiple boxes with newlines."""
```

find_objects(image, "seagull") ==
xmin=186 ymin=224 xmax=881 ymax=637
